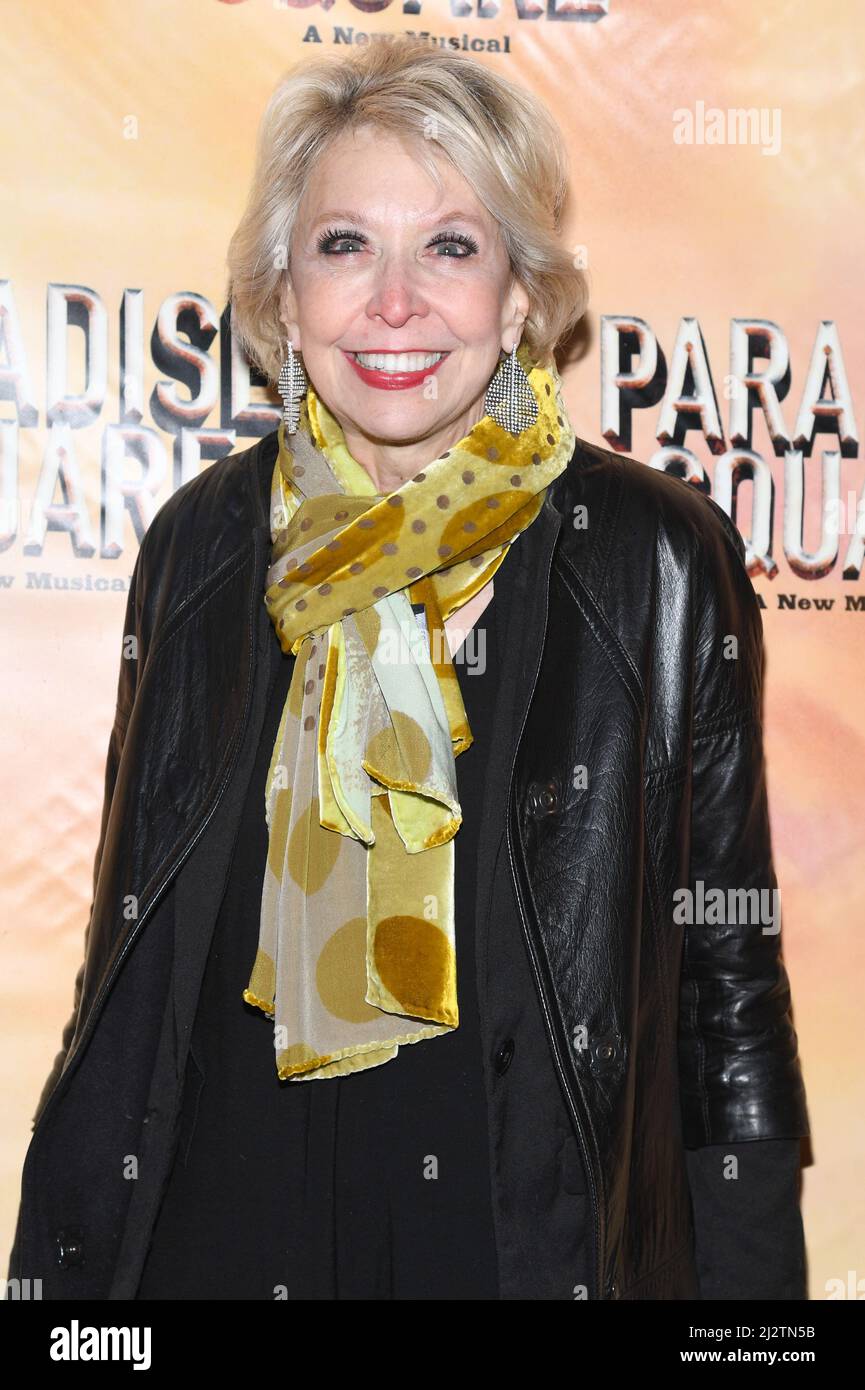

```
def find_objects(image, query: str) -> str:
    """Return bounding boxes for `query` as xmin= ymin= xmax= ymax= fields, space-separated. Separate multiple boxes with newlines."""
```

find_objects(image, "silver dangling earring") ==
xmin=484 ymin=341 xmax=537 ymax=436
xmin=277 ymin=340 xmax=307 ymax=435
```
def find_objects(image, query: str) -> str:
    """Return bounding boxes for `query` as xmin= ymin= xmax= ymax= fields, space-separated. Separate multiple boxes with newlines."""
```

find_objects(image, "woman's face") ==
xmin=279 ymin=124 xmax=530 ymax=491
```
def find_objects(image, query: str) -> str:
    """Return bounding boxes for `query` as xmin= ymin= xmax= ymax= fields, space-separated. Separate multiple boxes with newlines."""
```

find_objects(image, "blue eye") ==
xmin=316 ymin=226 xmax=365 ymax=254
xmin=428 ymin=231 xmax=479 ymax=257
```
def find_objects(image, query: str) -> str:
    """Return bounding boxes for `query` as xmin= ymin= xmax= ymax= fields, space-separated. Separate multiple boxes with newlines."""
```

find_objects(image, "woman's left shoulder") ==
xmin=558 ymin=437 xmax=750 ymax=596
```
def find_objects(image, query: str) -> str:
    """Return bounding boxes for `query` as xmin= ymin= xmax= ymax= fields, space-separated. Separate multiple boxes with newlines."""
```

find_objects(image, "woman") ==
xmin=8 ymin=38 xmax=809 ymax=1301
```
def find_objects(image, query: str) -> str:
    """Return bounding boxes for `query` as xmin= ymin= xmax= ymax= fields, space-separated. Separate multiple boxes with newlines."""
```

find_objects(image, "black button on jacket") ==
xmin=7 ymin=429 xmax=810 ymax=1300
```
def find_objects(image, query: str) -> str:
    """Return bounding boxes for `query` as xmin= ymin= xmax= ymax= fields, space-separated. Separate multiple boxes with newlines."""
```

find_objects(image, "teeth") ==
xmin=353 ymin=351 xmax=445 ymax=372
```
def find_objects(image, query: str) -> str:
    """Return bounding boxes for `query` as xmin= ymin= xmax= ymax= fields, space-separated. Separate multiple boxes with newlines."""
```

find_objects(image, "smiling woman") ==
xmin=227 ymin=59 xmax=585 ymax=489
xmin=9 ymin=36 xmax=809 ymax=1304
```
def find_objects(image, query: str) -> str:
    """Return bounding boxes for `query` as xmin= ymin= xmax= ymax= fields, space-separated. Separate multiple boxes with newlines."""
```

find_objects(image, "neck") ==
xmin=322 ymin=395 xmax=490 ymax=493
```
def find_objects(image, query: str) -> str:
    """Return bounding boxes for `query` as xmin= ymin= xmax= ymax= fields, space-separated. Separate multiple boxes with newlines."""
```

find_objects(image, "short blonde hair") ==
xmin=227 ymin=36 xmax=588 ymax=385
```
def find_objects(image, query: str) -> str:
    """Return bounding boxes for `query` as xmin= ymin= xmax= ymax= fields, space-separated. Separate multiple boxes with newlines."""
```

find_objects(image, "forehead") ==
xmin=297 ymin=126 xmax=494 ymax=232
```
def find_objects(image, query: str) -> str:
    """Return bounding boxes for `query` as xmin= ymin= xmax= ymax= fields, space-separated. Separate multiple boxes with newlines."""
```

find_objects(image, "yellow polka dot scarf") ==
xmin=244 ymin=343 xmax=575 ymax=1079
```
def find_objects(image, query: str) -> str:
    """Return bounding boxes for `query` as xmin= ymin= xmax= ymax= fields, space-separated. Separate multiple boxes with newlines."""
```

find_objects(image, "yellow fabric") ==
xmin=244 ymin=343 xmax=575 ymax=1079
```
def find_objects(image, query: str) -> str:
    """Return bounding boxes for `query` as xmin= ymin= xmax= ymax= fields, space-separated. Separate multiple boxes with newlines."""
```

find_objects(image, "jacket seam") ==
xmin=113 ymin=702 xmax=131 ymax=739
xmin=554 ymin=441 xmax=615 ymax=586
xmin=692 ymin=710 xmax=758 ymax=748
xmin=643 ymin=715 xmax=757 ymax=781
xmin=555 ymin=553 xmax=645 ymax=719
xmin=642 ymin=798 xmax=675 ymax=1040
xmin=644 ymin=760 xmax=688 ymax=785
xmin=683 ymin=900 xmax=710 ymax=1142
xmin=144 ymin=543 xmax=255 ymax=667
xmin=689 ymin=495 xmax=757 ymax=732
xmin=591 ymin=457 xmax=625 ymax=609
xmin=245 ymin=435 xmax=272 ymax=529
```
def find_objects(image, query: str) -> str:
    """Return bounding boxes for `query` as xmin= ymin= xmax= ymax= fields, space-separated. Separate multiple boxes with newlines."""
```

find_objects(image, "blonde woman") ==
xmin=9 ymin=38 xmax=809 ymax=1301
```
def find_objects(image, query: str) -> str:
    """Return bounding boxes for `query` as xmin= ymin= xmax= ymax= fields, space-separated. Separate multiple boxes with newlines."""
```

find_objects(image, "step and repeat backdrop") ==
xmin=2 ymin=0 xmax=862 ymax=1298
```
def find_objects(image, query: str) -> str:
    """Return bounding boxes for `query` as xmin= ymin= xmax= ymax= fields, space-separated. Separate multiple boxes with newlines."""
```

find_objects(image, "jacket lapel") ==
xmin=170 ymin=514 xmax=279 ymax=1071
xmin=473 ymin=492 xmax=564 ymax=947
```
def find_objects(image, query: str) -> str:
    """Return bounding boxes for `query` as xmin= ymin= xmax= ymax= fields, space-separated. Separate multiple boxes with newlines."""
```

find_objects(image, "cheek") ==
xmin=439 ymin=281 xmax=508 ymax=342
xmin=294 ymin=273 xmax=355 ymax=344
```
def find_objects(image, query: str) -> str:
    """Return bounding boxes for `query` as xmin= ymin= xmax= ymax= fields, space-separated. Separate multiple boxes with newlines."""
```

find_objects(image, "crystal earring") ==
xmin=484 ymin=341 xmax=537 ymax=436
xmin=277 ymin=340 xmax=307 ymax=434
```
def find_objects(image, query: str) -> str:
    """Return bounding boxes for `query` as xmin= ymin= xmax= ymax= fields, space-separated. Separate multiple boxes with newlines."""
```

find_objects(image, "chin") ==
xmin=351 ymin=399 xmax=450 ymax=442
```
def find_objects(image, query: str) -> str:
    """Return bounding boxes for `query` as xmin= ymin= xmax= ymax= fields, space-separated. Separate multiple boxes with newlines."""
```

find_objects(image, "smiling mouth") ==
xmin=349 ymin=350 xmax=448 ymax=373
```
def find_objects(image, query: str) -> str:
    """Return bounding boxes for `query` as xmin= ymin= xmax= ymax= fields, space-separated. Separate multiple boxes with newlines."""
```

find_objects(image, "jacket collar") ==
xmin=249 ymin=428 xmax=277 ymax=530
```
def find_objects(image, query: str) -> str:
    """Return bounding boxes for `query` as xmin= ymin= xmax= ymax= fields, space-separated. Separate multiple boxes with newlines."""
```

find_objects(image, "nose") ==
xmin=365 ymin=254 xmax=430 ymax=329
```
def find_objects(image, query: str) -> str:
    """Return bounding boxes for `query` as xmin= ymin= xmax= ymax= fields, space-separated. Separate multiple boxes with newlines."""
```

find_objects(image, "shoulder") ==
xmin=550 ymin=438 xmax=764 ymax=724
xmin=132 ymin=430 xmax=277 ymax=643
xmin=552 ymin=435 xmax=752 ymax=613
xmin=139 ymin=432 xmax=274 ymax=565
xmin=555 ymin=435 xmax=745 ymax=564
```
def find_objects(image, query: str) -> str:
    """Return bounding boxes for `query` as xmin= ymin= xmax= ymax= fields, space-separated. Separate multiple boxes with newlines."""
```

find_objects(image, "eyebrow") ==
xmin=309 ymin=208 xmax=487 ymax=231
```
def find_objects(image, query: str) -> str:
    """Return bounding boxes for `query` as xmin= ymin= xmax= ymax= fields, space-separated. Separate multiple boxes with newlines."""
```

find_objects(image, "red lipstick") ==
xmin=341 ymin=349 xmax=449 ymax=391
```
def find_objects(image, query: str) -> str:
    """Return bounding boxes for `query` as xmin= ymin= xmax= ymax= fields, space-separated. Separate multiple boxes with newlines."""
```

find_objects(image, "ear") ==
xmin=501 ymin=276 xmax=531 ymax=353
xmin=278 ymin=277 xmax=301 ymax=350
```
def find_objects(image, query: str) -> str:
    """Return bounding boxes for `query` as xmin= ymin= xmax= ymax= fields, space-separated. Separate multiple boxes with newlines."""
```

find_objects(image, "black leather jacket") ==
xmin=9 ymin=429 xmax=810 ymax=1299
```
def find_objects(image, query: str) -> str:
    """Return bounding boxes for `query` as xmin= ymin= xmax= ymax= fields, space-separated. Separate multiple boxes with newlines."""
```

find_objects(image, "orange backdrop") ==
xmin=2 ymin=0 xmax=862 ymax=1299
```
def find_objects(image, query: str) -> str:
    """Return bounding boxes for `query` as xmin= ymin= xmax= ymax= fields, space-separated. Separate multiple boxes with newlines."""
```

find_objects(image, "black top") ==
xmin=138 ymin=600 xmax=503 ymax=1299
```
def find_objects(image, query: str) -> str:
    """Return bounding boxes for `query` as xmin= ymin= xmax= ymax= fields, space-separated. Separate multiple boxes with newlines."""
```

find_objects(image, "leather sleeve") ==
xmin=685 ymin=1140 xmax=807 ymax=1299
xmin=30 ymin=535 xmax=149 ymax=1132
xmin=677 ymin=495 xmax=810 ymax=1146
